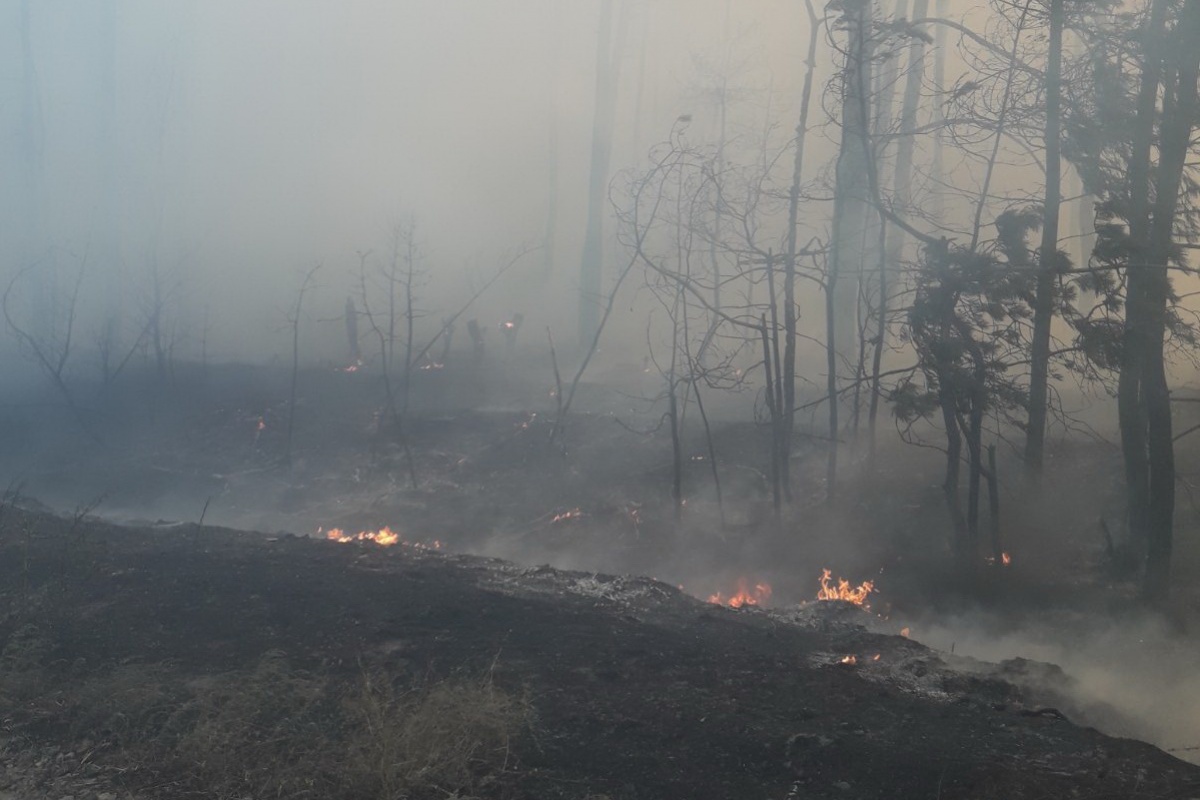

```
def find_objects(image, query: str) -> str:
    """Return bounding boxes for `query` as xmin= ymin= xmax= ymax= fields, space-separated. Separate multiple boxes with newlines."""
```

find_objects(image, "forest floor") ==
xmin=0 ymin=356 xmax=1199 ymax=798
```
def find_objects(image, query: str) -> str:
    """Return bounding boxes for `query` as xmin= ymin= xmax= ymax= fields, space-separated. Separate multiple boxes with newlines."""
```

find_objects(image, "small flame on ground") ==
xmin=340 ymin=359 xmax=364 ymax=373
xmin=816 ymin=569 xmax=875 ymax=608
xmin=985 ymin=551 xmax=1013 ymax=567
xmin=839 ymin=655 xmax=858 ymax=665
xmin=320 ymin=526 xmax=442 ymax=550
xmin=900 ymin=627 xmax=911 ymax=638
xmin=551 ymin=508 xmax=583 ymax=523
xmin=708 ymin=579 xmax=772 ymax=609
xmin=256 ymin=417 xmax=266 ymax=432
xmin=872 ymin=654 xmax=881 ymax=661
xmin=419 ymin=361 xmax=444 ymax=371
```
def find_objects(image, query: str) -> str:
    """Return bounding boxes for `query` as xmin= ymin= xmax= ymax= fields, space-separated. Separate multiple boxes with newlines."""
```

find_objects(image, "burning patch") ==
xmin=320 ymin=526 xmax=442 ymax=550
xmin=708 ymin=579 xmax=772 ymax=609
xmin=816 ymin=569 xmax=875 ymax=609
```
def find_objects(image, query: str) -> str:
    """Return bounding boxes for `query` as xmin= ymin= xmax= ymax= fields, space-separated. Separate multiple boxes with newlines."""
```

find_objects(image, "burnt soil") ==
xmin=3 ymin=512 xmax=1200 ymax=800
xmin=0 ymin=358 xmax=1199 ymax=798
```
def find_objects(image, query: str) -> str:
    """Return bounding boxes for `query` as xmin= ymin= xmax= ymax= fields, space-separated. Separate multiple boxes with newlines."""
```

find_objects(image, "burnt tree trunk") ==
xmin=1025 ymin=0 xmax=1064 ymax=470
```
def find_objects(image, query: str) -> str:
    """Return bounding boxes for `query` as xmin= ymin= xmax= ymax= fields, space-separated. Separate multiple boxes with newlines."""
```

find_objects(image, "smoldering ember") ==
xmin=3 ymin=2 xmax=1200 ymax=799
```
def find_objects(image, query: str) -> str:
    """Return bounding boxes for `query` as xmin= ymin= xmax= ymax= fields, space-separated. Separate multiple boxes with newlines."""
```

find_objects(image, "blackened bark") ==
xmin=1025 ymin=0 xmax=1064 ymax=469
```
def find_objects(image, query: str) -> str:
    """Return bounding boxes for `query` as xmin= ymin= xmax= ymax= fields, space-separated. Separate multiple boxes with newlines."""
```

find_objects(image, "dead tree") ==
xmin=3 ymin=254 xmax=101 ymax=442
xmin=355 ymin=250 xmax=418 ymax=487
xmin=284 ymin=264 xmax=320 ymax=469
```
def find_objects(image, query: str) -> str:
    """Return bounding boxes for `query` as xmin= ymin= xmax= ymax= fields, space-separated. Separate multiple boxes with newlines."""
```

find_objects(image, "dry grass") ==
xmin=344 ymin=668 xmax=531 ymax=800
xmin=0 ymin=635 xmax=531 ymax=800
xmin=172 ymin=650 xmax=333 ymax=798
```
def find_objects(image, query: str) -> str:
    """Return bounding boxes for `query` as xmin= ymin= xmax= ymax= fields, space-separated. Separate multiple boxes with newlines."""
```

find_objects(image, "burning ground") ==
xmin=2 ymin=360 xmax=1200 ymax=796
xmin=1 ymin=506 xmax=1199 ymax=800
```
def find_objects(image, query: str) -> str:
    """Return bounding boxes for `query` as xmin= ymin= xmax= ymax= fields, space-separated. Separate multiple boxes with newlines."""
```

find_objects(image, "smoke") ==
xmin=911 ymin=609 xmax=1200 ymax=764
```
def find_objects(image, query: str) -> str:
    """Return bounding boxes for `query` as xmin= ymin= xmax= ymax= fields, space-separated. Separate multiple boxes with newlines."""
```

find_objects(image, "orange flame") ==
xmin=551 ymin=508 xmax=583 ymax=523
xmin=321 ymin=526 xmax=441 ymax=550
xmin=816 ymin=569 xmax=875 ymax=608
xmin=900 ymin=627 xmax=911 ymax=638
xmin=708 ymin=578 xmax=772 ymax=609
xmin=839 ymin=655 xmax=858 ymax=665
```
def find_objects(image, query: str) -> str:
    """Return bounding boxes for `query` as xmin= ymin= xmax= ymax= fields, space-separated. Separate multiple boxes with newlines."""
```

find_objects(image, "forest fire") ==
xmin=551 ymin=508 xmax=583 ymax=523
xmin=324 ymin=526 xmax=400 ymax=546
xmin=817 ymin=569 xmax=875 ymax=609
xmin=708 ymin=579 xmax=772 ymax=609
xmin=320 ymin=526 xmax=443 ymax=550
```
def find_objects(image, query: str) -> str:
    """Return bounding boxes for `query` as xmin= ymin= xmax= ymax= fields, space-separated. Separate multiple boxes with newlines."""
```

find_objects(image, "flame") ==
xmin=256 ymin=417 xmax=266 ymax=432
xmin=985 ymin=551 xmax=1013 ymax=567
xmin=900 ymin=627 xmax=911 ymax=638
xmin=839 ymin=655 xmax=858 ymax=665
xmin=708 ymin=578 xmax=772 ymax=609
xmin=340 ymin=359 xmax=364 ymax=373
xmin=321 ymin=526 xmax=441 ymax=550
xmin=419 ymin=361 xmax=444 ymax=371
xmin=816 ymin=569 xmax=875 ymax=608
xmin=872 ymin=654 xmax=881 ymax=661
xmin=551 ymin=508 xmax=583 ymax=523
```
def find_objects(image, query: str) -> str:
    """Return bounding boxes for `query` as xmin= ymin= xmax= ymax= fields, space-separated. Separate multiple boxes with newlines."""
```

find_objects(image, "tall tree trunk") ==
xmin=831 ymin=0 xmax=875 ymax=372
xmin=709 ymin=0 xmax=732 ymax=330
xmin=825 ymin=0 xmax=876 ymax=500
xmin=931 ymin=0 xmax=948 ymax=222
xmin=887 ymin=0 xmax=928 ymax=262
xmin=578 ymin=0 xmax=626 ymax=344
xmin=870 ymin=0 xmax=929 ymax=453
xmin=1025 ymin=0 xmax=1064 ymax=470
xmin=857 ymin=0 xmax=904 ymax=448
xmin=1140 ymin=0 xmax=1200 ymax=599
xmin=825 ymin=253 xmax=840 ymax=503
xmin=781 ymin=0 xmax=821 ymax=500
xmin=1119 ymin=0 xmax=1168 ymax=570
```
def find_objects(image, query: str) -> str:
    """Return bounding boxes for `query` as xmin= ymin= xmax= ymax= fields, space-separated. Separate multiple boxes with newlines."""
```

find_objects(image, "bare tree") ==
xmin=284 ymin=264 xmax=320 ymax=469
xmin=4 ymin=255 xmax=96 ymax=440
xmin=579 ymin=0 xmax=630 ymax=343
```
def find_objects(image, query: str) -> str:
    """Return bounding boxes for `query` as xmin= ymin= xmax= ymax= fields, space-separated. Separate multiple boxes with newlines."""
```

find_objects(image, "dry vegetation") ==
xmin=0 ymin=606 xmax=529 ymax=800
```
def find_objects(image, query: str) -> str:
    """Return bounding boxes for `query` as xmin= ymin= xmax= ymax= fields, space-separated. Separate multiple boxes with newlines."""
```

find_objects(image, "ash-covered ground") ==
xmin=1 ymin=356 xmax=1199 ymax=797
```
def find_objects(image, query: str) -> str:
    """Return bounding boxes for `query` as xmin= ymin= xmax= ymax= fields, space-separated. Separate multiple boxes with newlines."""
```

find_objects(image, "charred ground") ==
xmin=2 ymin=510 xmax=1199 ymax=800
xmin=0 ymin=357 xmax=1198 ymax=798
